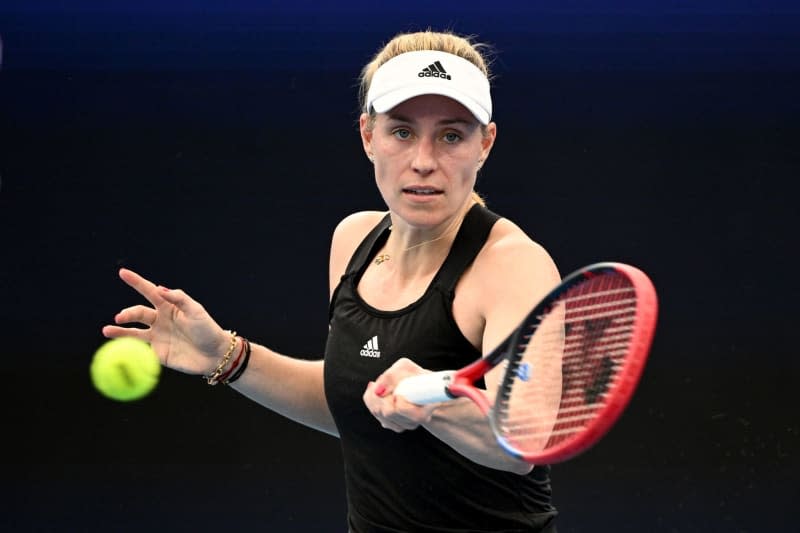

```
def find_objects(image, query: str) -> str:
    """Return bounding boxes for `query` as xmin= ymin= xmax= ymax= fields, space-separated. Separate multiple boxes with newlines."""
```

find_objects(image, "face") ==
xmin=360 ymin=94 xmax=496 ymax=230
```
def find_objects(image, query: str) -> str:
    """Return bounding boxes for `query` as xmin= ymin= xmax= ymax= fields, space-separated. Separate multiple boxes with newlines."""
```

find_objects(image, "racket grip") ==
xmin=394 ymin=371 xmax=456 ymax=404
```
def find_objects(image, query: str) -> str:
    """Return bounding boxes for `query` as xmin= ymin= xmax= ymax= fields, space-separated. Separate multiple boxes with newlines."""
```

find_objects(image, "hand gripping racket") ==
xmin=394 ymin=262 xmax=658 ymax=464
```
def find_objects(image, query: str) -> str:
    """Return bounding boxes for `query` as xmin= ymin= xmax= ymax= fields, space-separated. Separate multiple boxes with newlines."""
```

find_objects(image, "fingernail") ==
xmin=159 ymin=285 xmax=170 ymax=291
xmin=374 ymin=384 xmax=386 ymax=396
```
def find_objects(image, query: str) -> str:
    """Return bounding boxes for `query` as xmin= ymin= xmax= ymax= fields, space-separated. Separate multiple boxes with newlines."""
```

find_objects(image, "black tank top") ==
xmin=324 ymin=204 xmax=558 ymax=532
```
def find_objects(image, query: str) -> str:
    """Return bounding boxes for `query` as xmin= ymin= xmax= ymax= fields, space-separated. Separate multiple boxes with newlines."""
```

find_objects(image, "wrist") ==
xmin=203 ymin=330 xmax=238 ymax=385
xmin=223 ymin=337 xmax=251 ymax=385
xmin=214 ymin=330 xmax=235 ymax=362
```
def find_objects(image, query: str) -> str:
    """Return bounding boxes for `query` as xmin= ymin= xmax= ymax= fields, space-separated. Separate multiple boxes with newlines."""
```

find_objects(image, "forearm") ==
xmin=423 ymin=399 xmax=532 ymax=474
xmin=229 ymin=340 xmax=338 ymax=437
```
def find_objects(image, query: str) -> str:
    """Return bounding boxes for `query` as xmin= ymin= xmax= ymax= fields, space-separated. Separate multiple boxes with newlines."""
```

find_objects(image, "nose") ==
xmin=411 ymin=137 xmax=437 ymax=176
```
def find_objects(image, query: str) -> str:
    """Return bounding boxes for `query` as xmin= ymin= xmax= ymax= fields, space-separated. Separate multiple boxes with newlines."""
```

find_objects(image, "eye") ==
xmin=392 ymin=128 xmax=412 ymax=140
xmin=442 ymin=131 xmax=462 ymax=144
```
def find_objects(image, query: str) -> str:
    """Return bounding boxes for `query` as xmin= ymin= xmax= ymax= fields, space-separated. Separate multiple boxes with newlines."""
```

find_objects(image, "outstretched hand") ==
xmin=102 ymin=268 xmax=230 ymax=376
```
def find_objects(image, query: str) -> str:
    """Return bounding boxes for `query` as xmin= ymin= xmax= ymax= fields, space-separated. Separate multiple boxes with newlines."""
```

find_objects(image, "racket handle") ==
xmin=394 ymin=371 xmax=456 ymax=404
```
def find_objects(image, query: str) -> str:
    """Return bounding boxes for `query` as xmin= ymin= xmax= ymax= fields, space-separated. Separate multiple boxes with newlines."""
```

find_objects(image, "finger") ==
xmin=388 ymin=411 xmax=421 ymax=430
xmin=395 ymin=400 xmax=435 ymax=424
xmin=102 ymin=324 xmax=151 ymax=342
xmin=115 ymin=305 xmax=157 ymax=326
xmin=380 ymin=413 xmax=420 ymax=432
xmin=363 ymin=382 xmax=385 ymax=410
xmin=379 ymin=420 xmax=407 ymax=433
xmin=158 ymin=288 xmax=198 ymax=314
xmin=372 ymin=375 xmax=400 ymax=397
xmin=367 ymin=380 xmax=388 ymax=397
xmin=118 ymin=268 xmax=166 ymax=307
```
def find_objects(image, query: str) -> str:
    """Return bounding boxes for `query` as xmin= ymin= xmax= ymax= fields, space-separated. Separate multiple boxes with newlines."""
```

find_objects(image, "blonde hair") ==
xmin=359 ymin=29 xmax=492 ymax=207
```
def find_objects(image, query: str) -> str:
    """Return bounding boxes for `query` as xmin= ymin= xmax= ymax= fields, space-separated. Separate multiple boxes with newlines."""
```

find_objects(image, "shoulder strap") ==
xmin=343 ymin=213 xmax=393 ymax=279
xmin=328 ymin=214 xmax=392 ymax=321
xmin=433 ymin=203 xmax=501 ymax=294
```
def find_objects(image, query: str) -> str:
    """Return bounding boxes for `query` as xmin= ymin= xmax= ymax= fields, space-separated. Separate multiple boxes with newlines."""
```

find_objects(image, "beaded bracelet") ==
xmin=204 ymin=330 xmax=238 ymax=385
xmin=224 ymin=337 xmax=251 ymax=385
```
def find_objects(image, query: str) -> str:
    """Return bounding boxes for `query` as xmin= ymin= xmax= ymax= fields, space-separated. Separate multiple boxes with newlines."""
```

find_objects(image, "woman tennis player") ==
xmin=104 ymin=30 xmax=561 ymax=532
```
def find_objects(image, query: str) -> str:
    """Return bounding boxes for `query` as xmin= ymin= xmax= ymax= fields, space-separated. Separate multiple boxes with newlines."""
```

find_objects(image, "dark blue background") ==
xmin=1 ymin=1 xmax=798 ymax=531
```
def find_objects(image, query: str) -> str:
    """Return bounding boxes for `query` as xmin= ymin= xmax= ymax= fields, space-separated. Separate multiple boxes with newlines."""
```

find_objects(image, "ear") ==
xmin=479 ymin=122 xmax=497 ymax=163
xmin=359 ymin=113 xmax=374 ymax=161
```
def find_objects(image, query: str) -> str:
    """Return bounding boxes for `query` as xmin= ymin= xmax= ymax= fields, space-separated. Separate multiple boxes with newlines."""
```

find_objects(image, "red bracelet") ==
xmin=224 ymin=338 xmax=251 ymax=385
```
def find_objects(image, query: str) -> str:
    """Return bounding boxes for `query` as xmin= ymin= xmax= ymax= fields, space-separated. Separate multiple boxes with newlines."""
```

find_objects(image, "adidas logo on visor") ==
xmin=418 ymin=61 xmax=451 ymax=80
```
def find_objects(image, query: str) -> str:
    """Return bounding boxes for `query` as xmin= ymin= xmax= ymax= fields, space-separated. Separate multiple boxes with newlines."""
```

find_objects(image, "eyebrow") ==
xmin=385 ymin=112 xmax=476 ymax=128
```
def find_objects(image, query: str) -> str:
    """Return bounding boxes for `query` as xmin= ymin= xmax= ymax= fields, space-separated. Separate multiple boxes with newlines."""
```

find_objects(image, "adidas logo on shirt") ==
xmin=418 ymin=61 xmax=451 ymax=80
xmin=360 ymin=335 xmax=381 ymax=358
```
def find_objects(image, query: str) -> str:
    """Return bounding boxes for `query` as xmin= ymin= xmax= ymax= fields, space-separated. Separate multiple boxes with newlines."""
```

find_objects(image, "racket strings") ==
xmin=494 ymin=272 xmax=638 ymax=453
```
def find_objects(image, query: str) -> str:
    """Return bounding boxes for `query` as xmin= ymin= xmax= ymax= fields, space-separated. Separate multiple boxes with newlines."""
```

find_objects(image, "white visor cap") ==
xmin=366 ymin=50 xmax=492 ymax=125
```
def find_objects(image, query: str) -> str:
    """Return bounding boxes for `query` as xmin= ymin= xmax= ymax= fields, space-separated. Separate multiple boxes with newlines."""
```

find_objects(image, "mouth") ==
xmin=402 ymin=186 xmax=443 ymax=197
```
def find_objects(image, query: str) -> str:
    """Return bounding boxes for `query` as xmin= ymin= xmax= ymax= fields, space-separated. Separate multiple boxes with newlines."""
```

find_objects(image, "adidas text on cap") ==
xmin=366 ymin=51 xmax=492 ymax=125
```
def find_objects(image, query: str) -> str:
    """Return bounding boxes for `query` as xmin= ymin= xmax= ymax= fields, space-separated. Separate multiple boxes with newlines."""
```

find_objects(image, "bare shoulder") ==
xmin=480 ymin=218 xmax=559 ymax=278
xmin=328 ymin=211 xmax=387 ymax=296
xmin=471 ymin=217 xmax=561 ymax=312
xmin=331 ymin=210 xmax=387 ymax=255
xmin=332 ymin=210 xmax=387 ymax=237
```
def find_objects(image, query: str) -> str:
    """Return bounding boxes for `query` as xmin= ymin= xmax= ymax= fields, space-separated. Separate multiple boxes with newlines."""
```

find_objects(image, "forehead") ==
xmin=382 ymin=94 xmax=478 ymax=125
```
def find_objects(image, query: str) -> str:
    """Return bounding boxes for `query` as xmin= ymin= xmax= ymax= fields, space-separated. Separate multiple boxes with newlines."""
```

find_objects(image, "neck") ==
xmin=374 ymin=202 xmax=474 ymax=266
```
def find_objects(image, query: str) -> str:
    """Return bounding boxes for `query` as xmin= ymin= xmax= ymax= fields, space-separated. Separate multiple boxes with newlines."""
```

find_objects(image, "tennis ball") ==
xmin=90 ymin=337 xmax=161 ymax=402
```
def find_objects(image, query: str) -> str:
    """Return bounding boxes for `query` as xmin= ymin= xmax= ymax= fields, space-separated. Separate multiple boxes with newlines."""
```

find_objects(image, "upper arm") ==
xmin=328 ymin=211 xmax=386 ymax=300
xmin=471 ymin=220 xmax=561 ymax=389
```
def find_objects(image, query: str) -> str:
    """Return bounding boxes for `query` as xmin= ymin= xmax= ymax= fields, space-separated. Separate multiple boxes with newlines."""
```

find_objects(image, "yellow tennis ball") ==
xmin=90 ymin=337 xmax=161 ymax=402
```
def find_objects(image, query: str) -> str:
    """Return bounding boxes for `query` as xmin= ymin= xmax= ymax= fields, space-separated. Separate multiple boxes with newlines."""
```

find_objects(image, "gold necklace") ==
xmin=373 ymin=216 xmax=463 ymax=266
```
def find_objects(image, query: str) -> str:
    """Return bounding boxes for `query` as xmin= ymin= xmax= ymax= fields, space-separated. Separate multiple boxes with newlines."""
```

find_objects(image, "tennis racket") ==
xmin=394 ymin=262 xmax=658 ymax=464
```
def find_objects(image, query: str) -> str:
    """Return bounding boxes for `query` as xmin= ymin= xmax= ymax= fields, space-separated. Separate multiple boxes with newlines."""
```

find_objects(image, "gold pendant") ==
xmin=374 ymin=254 xmax=390 ymax=265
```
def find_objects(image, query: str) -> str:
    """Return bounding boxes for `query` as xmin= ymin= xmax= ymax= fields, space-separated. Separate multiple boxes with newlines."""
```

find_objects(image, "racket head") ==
xmin=490 ymin=262 xmax=658 ymax=464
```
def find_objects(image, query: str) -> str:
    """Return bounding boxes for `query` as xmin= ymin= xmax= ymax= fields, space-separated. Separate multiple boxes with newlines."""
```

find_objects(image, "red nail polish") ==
xmin=374 ymin=384 xmax=386 ymax=396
